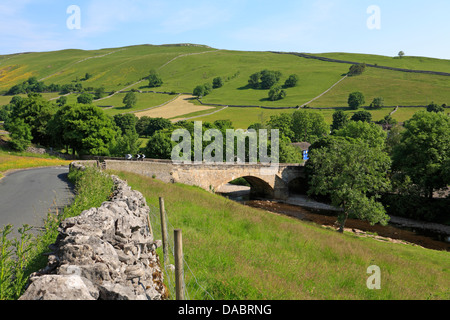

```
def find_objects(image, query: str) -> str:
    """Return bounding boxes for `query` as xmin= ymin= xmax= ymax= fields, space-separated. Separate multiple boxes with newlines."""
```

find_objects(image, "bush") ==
xmin=213 ymin=77 xmax=224 ymax=89
xmin=348 ymin=91 xmax=365 ymax=110
xmin=370 ymin=97 xmax=384 ymax=109
xmin=284 ymin=74 xmax=299 ymax=88
xmin=268 ymin=85 xmax=287 ymax=101
xmin=77 ymin=92 xmax=94 ymax=104
xmin=348 ymin=63 xmax=366 ymax=76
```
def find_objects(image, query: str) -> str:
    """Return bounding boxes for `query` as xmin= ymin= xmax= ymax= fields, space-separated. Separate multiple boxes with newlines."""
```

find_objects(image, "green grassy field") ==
xmin=315 ymin=52 xmax=450 ymax=73
xmin=113 ymin=170 xmax=449 ymax=300
xmin=1 ymin=44 xmax=448 ymax=126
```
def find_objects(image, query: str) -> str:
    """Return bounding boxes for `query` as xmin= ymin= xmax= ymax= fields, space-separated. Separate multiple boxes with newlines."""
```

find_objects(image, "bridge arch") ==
xmin=217 ymin=175 xmax=275 ymax=199
xmin=287 ymin=176 xmax=309 ymax=195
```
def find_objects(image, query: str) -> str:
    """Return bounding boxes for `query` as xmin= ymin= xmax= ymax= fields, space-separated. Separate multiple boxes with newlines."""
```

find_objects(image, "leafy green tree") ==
xmin=398 ymin=51 xmax=405 ymax=59
xmin=307 ymin=137 xmax=391 ymax=232
xmin=284 ymin=74 xmax=299 ymax=88
xmin=370 ymin=97 xmax=384 ymax=109
xmin=268 ymin=85 xmax=286 ymax=101
xmin=56 ymin=96 xmax=67 ymax=107
xmin=334 ymin=120 xmax=387 ymax=149
xmin=193 ymin=85 xmax=205 ymax=97
xmin=331 ymin=110 xmax=349 ymax=133
xmin=248 ymin=72 xmax=262 ymax=89
xmin=144 ymin=130 xmax=174 ymax=159
xmin=348 ymin=91 xmax=365 ymax=110
xmin=426 ymin=102 xmax=445 ymax=113
xmin=5 ymin=93 xmax=55 ymax=146
xmin=136 ymin=116 xmax=173 ymax=138
xmin=77 ymin=93 xmax=94 ymax=104
xmin=392 ymin=111 xmax=450 ymax=199
xmin=248 ymin=70 xmax=282 ymax=89
xmin=348 ymin=63 xmax=366 ymax=76
xmin=291 ymin=110 xmax=329 ymax=143
xmin=351 ymin=110 xmax=372 ymax=123
xmin=260 ymin=70 xmax=282 ymax=89
xmin=47 ymin=104 xmax=117 ymax=156
xmin=267 ymin=113 xmax=295 ymax=141
xmin=212 ymin=77 xmax=224 ymax=89
xmin=148 ymin=70 xmax=163 ymax=88
xmin=94 ymin=87 xmax=106 ymax=99
xmin=123 ymin=92 xmax=137 ymax=109
xmin=8 ymin=118 xmax=33 ymax=151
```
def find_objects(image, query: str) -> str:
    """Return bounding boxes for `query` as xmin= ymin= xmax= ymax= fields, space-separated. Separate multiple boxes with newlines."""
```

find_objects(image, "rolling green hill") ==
xmin=1 ymin=44 xmax=449 ymax=128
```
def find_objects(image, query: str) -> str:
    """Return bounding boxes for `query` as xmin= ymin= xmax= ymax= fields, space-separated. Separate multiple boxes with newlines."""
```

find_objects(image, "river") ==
xmin=218 ymin=184 xmax=450 ymax=252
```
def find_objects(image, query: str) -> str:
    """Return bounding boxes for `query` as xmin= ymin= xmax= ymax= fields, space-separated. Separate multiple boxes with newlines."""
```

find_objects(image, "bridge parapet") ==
xmin=74 ymin=159 xmax=305 ymax=200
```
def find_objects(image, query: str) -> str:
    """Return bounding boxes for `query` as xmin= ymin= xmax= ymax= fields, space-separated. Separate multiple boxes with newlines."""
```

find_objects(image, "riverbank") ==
xmin=218 ymin=184 xmax=450 ymax=251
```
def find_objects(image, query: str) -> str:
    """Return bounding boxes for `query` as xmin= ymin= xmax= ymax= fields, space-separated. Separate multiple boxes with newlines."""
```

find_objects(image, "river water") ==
xmin=218 ymin=185 xmax=450 ymax=252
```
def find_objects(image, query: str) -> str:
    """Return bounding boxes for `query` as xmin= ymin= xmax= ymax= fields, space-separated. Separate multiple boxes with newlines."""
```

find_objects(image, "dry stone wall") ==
xmin=20 ymin=167 xmax=168 ymax=300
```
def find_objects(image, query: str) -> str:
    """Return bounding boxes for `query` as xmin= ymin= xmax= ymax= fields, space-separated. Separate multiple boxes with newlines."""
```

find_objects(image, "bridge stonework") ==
xmin=100 ymin=160 xmax=306 ymax=200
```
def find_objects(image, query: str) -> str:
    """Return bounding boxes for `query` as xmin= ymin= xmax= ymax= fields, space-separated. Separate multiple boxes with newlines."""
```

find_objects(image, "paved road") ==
xmin=0 ymin=166 xmax=74 ymax=234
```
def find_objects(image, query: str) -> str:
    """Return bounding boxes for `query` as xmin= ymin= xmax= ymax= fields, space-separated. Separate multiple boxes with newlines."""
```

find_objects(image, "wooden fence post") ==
xmin=159 ymin=197 xmax=169 ymax=265
xmin=174 ymin=229 xmax=185 ymax=300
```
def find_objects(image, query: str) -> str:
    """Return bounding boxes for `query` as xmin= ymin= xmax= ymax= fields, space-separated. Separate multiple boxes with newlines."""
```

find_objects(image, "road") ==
xmin=0 ymin=166 xmax=74 ymax=235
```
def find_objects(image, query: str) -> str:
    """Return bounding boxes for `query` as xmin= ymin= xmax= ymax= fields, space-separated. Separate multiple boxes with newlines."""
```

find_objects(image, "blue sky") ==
xmin=1 ymin=0 xmax=449 ymax=59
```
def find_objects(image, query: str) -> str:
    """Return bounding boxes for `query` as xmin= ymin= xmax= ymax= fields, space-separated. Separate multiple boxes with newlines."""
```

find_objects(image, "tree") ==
xmin=267 ymin=113 xmax=295 ymax=142
xmin=94 ymin=87 xmax=106 ymax=99
xmin=398 ymin=51 xmax=405 ymax=59
xmin=193 ymin=84 xmax=212 ymax=97
xmin=307 ymin=137 xmax=391 ymax=232
xmin=260 ymin=70 xmax=282 ymax=89
xmin=392 ymin=111 xmax=450 ymax=199
xmin=348 ymin=91 xmax=365 ymax=110
xmin=248 ymin=70 xmax=282 ymax=89
xmin=135 ymin=116 xmax=173 ymax=137
xmin=5 ymin=93 xmax=55 ymax=146
xmin=351 ymin=110 xmax=372 ymax=123
xmin=8 ymin=118 xmax=33 ymax=151
xmin=248 ymin=72 xmax=261 ymax=89
xmin=291 ymin=110 xmax=329 ymax=143
xmin=331 ymin=110 xmax=349 ymax=133
xmin=426 ymin=102 xmax=445 ymax=113
xmin=148 ymin=70 xmax=163 ymax=88
xmin=144 ymin=130 xmax=174 ymax=159
xmin=284 ymin=74 xmax=299 ymax=88
xmin=193 ymin=85 xmax=205 ymax=97
xmin=56 ymin=96 xmax=67 ymax=107
xmin=111 ymin=113 xmax=139 ymax=156
xmin=370 ymin=97 xmax=384 ymax=109
xmin=348 ymin=63 xmax=366 ymax=76
xmin=77 ymin=93 xmax=94 ymax=104
xmin=268 ymin=85 xmax=286 ymax=101
xmin=334 ymin=120 xmax=387 ymax=149
xmin=48 ymin=104 xmax=117 ymax=156
xmin=123 ymin=92 xmax=137 ymax=109
xmin=212 ymin=77 xmax=224 ymax=89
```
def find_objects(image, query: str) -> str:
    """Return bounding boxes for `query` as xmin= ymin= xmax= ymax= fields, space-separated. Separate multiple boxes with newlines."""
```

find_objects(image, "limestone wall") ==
xmin=19 ymin=167 xmax=167 ymax=300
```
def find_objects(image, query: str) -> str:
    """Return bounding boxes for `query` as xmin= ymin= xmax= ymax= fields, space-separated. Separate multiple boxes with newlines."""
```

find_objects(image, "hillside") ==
xmin=1 ymin=44 xmax=449 ymax=128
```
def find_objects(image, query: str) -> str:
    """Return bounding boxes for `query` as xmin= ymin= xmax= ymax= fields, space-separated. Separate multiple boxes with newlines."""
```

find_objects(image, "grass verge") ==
xmin=112 ymin=170 xmax=449 ymax=300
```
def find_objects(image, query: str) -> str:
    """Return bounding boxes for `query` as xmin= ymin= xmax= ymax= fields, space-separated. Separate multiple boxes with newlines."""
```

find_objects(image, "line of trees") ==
xmin=2 ymin=93 xmax=140 ymax=156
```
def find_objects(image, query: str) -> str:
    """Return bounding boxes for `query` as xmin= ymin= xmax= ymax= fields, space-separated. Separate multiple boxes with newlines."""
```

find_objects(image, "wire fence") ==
xmin=147 ymin=200 xmax=214 ymax=300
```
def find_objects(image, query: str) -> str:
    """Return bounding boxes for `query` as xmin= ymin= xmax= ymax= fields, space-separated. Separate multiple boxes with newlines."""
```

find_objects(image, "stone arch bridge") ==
xmin=76 ymin=159 xmax=306 ymax=200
